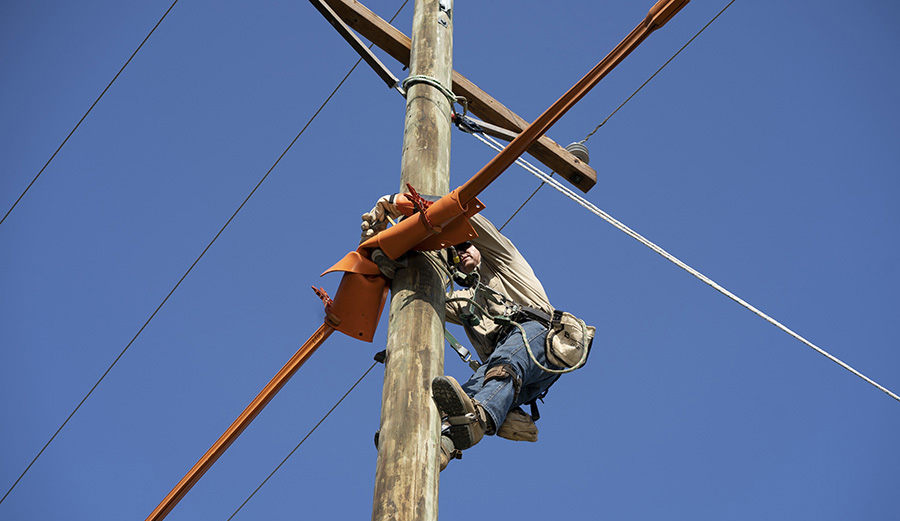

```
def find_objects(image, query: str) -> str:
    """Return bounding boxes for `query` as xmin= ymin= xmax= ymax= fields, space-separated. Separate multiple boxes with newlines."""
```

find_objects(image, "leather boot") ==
xmin=431 ymin=376 xmax=487 ymax=450
xmin=496 ymin=406 xmax=538 ymax=442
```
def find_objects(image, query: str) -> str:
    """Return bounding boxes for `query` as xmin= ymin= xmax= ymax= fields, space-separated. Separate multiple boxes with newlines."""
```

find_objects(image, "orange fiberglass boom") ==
xmin=146 ymin=1 xmax=688 ymax=519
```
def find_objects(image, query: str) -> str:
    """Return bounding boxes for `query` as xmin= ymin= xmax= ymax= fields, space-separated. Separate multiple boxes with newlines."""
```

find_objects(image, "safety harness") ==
xmin=442 ymin=248 xmax=594 ymax=421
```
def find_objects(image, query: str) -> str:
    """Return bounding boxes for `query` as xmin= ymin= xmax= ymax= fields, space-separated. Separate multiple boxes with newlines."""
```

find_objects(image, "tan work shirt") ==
xmin=445 ymin=214 xmax=553 ymax=362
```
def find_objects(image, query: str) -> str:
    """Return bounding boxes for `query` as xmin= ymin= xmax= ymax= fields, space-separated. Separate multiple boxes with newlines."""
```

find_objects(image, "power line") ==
xmin=498 ymin=173 xmax=552 ymax=232
xmin=580 ymin=0 xmax=738 ymax=144
xmin=0 ymin=0 xmax=411 ymax=506
xmin=226 ymin=360 xmax=379 ymax=521
xmin=497 ymin=0 xmax=738 ymax=232
xmin=0 ymin=0 xmax=181 ymax=229
xmin=473 ymin=130 xmax=900 ymax=404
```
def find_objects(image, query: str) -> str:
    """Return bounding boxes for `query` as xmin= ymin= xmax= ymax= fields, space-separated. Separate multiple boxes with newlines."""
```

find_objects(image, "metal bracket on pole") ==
xmin=452 ymin=114 xmax=518 ymax=143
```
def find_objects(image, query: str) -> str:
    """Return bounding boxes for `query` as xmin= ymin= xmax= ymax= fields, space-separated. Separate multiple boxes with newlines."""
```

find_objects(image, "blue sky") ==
xmin=2 ymin=1 xmax=898 ymax=519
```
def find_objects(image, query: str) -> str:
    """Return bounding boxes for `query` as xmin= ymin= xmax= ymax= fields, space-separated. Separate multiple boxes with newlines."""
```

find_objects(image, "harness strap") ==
xmin=523 ymin=382 xmax=558 ymax=422
xmin=484 ymin=363 xmax=522 ymax=400
xmin=510 ymin=306 xmax=554 ymax=327
xmin=529 ymin=401 xmax=541 ymax=422
xmin=444 ymin=328 xmax=482 ymax=371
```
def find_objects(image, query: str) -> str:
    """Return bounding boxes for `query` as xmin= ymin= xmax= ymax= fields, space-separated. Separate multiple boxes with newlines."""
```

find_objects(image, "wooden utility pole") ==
xmin=372 ymin=0 xmax=452 ymax=520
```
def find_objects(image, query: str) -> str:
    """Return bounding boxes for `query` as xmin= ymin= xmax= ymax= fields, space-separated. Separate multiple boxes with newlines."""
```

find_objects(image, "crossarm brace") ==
xmin=309 ymin=0 xmax=402 ymax=93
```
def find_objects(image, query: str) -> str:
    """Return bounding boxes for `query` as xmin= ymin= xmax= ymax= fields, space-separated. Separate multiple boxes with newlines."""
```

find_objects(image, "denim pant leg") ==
xmin=459 ymin=320 xmax=562 ymax=430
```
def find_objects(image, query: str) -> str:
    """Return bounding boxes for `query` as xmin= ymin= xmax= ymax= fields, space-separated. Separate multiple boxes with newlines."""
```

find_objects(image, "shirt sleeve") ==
xmin=468 ymin=213 xmax=553 ymax=314
xmin=468 ymin=214 xmax=516 ymax=266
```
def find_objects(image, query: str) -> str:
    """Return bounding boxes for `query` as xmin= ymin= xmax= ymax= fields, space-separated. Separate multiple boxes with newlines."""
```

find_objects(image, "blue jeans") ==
xmin=460 ymin=320 xmax=562 ymax=431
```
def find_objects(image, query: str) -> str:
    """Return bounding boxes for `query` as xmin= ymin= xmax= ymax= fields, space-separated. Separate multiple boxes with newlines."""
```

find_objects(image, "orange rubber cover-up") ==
xmin=320 ymin=251 xmax=388 ymax=342
xmin=324 ymin=271 xmax=389 ymax=342
xmin=357 ymin=188 xmax=484 ymax=260
xmin=321 ymin=189 xmax=484 ymax=342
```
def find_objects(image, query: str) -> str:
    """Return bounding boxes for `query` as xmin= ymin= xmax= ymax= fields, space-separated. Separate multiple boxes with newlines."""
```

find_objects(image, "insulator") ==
xmin=565 ymin=142 xmax=590 ymax=165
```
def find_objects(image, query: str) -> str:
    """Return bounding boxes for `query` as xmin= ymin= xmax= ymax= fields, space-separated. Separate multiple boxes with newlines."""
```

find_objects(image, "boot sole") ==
xmin=432 ymin=377 xmax=477 ymax=450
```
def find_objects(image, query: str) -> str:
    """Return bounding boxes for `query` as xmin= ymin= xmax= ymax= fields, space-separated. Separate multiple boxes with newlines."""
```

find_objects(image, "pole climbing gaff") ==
xmin=321 ymin=0 xmax=691 ymax=342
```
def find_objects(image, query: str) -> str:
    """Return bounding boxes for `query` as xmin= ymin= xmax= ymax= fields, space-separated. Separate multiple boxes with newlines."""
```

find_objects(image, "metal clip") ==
xmin=447 ymin=412 xmax=476 ymax=426
xmin=451 ymin=114 xmax=484 ymax=135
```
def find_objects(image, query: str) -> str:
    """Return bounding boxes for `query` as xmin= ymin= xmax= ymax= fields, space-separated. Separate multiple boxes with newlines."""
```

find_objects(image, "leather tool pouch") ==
xmin=545 ymin=310 xmax=595 ymax=370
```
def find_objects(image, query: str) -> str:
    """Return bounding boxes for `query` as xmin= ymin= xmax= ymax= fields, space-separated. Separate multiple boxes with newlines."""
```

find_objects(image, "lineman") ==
xmin=362 ymin=193 xmax=594 ymax=470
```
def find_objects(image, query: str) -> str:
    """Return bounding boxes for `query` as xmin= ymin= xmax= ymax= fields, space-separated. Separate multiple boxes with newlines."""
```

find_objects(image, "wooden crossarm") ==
xmin=320 ymin=0 xmax=597 ymax=193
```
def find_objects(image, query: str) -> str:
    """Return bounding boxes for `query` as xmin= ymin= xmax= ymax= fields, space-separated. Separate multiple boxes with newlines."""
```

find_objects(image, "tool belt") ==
xmin=497 ymin=306 xmax=595 ymax=421
xmin=507 ymin=307 xmax=595 ymax=371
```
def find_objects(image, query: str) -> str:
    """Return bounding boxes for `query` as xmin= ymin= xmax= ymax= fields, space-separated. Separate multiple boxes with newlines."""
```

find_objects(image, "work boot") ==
xmin=496 ymin=406 xmax=538 ymax=442
xmin=431 ymin=376 xmax=487 ymax=450
xmin=439 ymin=435 xmax=461 ymax=471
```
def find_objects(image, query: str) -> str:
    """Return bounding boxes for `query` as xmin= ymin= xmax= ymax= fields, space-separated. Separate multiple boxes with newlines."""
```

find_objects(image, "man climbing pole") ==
xmin=362 ymin=193 xmax=595 ymax=471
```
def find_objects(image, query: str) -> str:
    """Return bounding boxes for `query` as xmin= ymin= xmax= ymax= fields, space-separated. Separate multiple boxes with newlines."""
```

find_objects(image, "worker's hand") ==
xmin=361 ymin=194 xmax=405 ymax=242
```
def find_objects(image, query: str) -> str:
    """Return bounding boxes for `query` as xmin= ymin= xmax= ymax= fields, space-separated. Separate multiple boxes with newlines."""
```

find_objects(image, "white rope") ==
xmin=472 ymin=131 xmax=900 ymax=404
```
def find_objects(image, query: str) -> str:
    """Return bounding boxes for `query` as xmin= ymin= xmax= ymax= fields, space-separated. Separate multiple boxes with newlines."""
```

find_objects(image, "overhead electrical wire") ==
xmin=472 ymin=130 xmax=900 ymax=404
xmin=498 ymin=172 xmax=553 ymax=232
xmin=498 ymin=0 xmax=738 ymax=233
xmin=226 ymin=360 xmax=379 ymax=521
xmin=0 ymin=0 xmax=412 ymax=506
xmin=1 ymin=0 xmax=184 ymax=505
xmin=579 ymin=0 xmax=738 ymax=144
xmin=0 ymin=0 xmax=181 ymax=229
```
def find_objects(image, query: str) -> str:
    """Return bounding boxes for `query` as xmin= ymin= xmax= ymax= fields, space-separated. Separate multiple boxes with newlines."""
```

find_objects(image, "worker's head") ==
xmin=455 ymin=241 xmax=481 ymax=274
